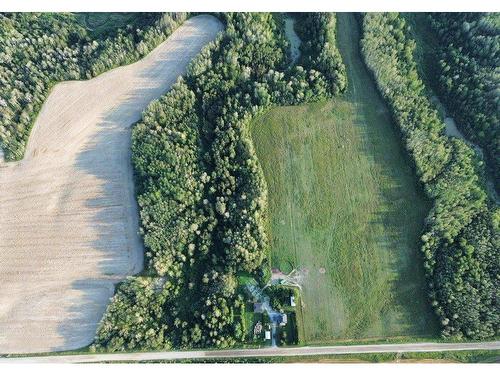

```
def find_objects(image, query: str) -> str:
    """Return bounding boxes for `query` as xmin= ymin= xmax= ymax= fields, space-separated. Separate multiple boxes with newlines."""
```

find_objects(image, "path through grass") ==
xmin=250 ymin=13 xmax=437 ymax=343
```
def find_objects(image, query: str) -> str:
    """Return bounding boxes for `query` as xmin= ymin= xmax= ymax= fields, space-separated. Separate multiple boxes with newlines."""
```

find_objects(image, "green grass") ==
xmin=288 ymin=350 xmax=500 ymax=363
xmin=278 ymin=312 xmax=299 ymax=346
xmin=73 ymin=13 xmax=139 ymax=38
xmin=151 ymin=350 xmax=500 ymax=363
xmin=249 ymin=13 xmax=437 ymax=344
xmin=237 ymin=273 xmax=257 ymax=287
xmin=142 ymin=349 xmax=500 ymax=364
xmin=243 ymin=307 xmax=264 ymax=342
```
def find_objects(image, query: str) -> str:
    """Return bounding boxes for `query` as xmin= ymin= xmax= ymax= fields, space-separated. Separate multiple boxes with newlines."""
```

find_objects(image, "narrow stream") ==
xmin=431 ymin=96 xmax=499 ymax=204
xmin=284 ymin=16 xmax=301 ymax=65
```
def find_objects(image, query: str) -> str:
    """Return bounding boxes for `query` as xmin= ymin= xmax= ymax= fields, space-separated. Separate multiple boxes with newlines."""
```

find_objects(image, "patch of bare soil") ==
xmin=0 ymin=15 xmax=222 ymax=354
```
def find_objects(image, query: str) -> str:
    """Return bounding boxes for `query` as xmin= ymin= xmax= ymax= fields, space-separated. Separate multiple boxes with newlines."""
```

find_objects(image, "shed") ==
xmin=277 ymin=313 xmax=288 ymax=326
xmin=254 ymin=302 xmax=264 ymax=313
xmin=265 ymin=331 xmax=271 ymax=340
xmin=290 ymin=295 xmax=296 ymax=307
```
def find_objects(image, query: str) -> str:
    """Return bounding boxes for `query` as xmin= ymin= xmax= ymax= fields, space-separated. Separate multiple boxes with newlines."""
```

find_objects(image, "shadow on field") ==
xmin=56 ymin=91 xmax=147 ymax=351
xmin=335 ymin=12 xmax=438 ymax=336
xmin=56 ymin=16 xmax=225 ymax=350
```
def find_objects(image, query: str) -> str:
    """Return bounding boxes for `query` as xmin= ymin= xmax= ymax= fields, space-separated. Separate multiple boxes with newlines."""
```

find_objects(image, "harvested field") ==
xmin=0 ymin=15 xmax=222 ymax=354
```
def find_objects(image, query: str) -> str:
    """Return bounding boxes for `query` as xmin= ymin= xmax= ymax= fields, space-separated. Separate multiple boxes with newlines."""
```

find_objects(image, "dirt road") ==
xmin=1 ymin=341 xmax=499 ymax=363
xmin=0 ymin=15 xmax=222 ymax=354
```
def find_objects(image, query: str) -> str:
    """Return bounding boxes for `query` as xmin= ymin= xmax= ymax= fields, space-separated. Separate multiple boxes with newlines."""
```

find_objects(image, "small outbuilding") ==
xmin=290 ymin=295 xmax=296 ymax=307
xmin=254 ymin=321 xmax=263 ymax=335
xmin=277 ymin=313 xmax=288 ymax=326
xmin=265 ymin=331 xmax=271 ymax=340
xmin=254 ymin=302 xmax=264 ymax=313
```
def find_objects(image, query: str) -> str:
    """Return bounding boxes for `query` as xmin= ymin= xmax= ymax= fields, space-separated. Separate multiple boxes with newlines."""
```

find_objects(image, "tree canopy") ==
xmin=430 ymin=13 xmax=500 ymax=192
xmin=93 ymin=12 xmax=347 ymax=352
xmin=0 ymin=12 xmax=187 ymax=161
xmin=361 ymin=12 xmax=499 ymax=340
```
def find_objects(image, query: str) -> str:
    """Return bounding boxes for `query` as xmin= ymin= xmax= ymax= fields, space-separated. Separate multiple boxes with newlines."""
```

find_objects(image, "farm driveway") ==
xmin=0 ymin=15 xmax=222 ymax=354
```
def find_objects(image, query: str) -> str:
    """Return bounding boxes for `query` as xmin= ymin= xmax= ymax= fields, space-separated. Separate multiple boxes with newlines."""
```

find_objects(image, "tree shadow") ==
xmin=338 ymin=13 xmax=439 ymax=337
xmin=54 ymin=16 xmax=224 ymax=352
xmin=357 ymin=100 xmax=438 ymax=336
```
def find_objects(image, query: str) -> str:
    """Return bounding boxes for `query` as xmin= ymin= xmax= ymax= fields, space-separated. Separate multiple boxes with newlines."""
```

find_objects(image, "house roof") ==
xmin=276 ymin=313 xmax=287 ymax=324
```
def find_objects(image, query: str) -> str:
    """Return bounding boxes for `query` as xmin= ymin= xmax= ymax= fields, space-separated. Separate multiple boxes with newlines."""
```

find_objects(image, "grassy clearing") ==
xmin=401 ymin=14 xmax=441 ymax=88
xmin=250 ymin=13 xmax=437 ymax=343
xmin=74 ymin=13 xmax=139 ymax=38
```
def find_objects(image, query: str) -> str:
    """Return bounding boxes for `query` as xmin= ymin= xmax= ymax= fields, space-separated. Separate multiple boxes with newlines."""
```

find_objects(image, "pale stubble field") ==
xmin=0 ymin=15 xmax=222 ymax=354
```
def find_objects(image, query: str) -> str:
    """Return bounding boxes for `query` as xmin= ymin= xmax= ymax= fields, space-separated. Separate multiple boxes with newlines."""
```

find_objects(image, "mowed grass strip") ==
xmin=250 ymin=13 xmax=438 ymax=343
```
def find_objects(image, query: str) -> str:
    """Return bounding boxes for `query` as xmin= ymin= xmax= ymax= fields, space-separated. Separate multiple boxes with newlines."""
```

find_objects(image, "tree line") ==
xmin=360 ymin=13 xmax=499 ymax=340
xmin=0 ymin=12 xmax=187 ymax=161
xmin=92 ymin=12 xmax=347 ymax=352
xmin=295 ymin=13 xmax=347 ymax=96
xmin=429 ymin=13 xmax=499 ymax=192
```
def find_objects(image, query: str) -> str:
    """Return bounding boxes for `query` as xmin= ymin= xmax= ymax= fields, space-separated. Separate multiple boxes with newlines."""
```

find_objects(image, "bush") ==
xmin=267 ymin=285 xmax=298 ymax=312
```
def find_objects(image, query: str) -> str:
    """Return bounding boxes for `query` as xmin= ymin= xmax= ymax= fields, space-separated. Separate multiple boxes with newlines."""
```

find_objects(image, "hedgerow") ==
xmin=360 ymin=12 xmax=499 ymax=340
xmin=93 ymin=12 xmax=347 ymax=351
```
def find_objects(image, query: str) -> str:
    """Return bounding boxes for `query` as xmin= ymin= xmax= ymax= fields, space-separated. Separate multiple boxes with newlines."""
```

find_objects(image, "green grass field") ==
xmin=74 ymin=13 xmax=139 ymax=38
xmin=250 ymin=13 xmax=437 ymax=343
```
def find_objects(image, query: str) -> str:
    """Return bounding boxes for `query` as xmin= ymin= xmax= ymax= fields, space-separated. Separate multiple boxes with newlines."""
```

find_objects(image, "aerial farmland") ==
xmin=0 ymin=7 xmax=498 ymax=365
xmin=0 ymin=15 xmax=222 ymax=353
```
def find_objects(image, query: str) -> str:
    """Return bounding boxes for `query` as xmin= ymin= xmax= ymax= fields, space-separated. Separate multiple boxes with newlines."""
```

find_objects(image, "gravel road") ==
xmin=1 ymin=341 xmax=499 ymax=363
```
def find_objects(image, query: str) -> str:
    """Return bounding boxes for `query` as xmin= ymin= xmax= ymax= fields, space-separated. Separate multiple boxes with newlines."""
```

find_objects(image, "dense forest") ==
xmin=429 ymin=13 xmax=499 ymax=192
xmin=295 ymin=13 xmax=347 ymax=96
xmin=0 ymin=12 xmax=187 ymax=161
xmin=361 ymin=13 xmax=499 ymax=340
xmin=93 ymin=12 xmax=347 ymax=352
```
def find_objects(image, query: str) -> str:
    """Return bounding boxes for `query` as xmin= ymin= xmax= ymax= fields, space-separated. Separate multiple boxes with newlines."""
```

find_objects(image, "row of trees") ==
xmin=295 ymin=13 xmax=347 ymax=96
xmin=361 ymin=13 xmax=499 ymax=340
xmin=0 ymin=12 xmax=187 ymax=161
xmin=429 ymin=13 xmax=499 ymax=192
xmin=93 ymin=12 xmax=347 ymax=351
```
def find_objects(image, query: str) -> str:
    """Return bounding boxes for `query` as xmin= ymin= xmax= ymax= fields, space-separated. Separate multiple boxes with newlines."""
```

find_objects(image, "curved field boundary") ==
xmin=0 ymin=15 xmax=223 ymax=354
